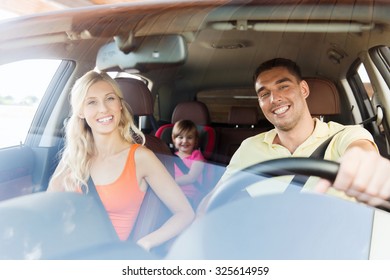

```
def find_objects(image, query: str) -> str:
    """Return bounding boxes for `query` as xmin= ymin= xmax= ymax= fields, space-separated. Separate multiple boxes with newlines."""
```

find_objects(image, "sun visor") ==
xmin=96 ymin=34 xmax=187 ymax=71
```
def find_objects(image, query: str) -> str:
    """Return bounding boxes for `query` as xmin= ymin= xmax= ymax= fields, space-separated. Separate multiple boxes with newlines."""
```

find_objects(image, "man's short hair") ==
xmin=253 ymin=58 xmax=303 ymax=83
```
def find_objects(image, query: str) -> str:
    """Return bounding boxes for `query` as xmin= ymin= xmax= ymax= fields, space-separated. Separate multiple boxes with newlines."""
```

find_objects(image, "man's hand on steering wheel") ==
xmin=316 ymin=146 xmax=390 ymax=207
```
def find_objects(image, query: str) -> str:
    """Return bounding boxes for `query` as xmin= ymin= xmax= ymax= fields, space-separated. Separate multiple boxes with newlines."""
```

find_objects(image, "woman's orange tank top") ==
xmin=96 ymin=144 xmax=145 ymax=241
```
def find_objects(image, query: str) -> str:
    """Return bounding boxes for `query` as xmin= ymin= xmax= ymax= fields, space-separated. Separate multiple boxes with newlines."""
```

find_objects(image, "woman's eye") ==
xmin=87 ymin=100 xmax=97 ymax=105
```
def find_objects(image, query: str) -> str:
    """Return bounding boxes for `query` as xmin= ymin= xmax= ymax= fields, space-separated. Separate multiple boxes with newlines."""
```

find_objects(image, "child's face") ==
xmin=173 ymin=131 xmax=196 ymax=154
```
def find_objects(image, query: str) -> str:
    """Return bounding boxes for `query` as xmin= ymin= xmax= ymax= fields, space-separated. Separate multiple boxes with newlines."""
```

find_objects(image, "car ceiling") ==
xmin=1 ymin=0 xmax=390 ymax=93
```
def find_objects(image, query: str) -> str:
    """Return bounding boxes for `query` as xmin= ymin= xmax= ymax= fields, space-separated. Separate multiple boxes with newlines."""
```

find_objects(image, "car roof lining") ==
xmin=1 ymin=1 xmax=390 ymax=89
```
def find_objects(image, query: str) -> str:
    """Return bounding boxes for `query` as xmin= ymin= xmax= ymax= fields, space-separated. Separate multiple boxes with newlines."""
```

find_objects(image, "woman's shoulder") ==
xmin=133 ymin=144 xmax=155 ymax=160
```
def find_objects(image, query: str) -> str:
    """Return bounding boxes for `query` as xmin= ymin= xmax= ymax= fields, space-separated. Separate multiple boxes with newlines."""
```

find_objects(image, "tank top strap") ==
xmin=125 ymin=143 xmax=141 ymax=171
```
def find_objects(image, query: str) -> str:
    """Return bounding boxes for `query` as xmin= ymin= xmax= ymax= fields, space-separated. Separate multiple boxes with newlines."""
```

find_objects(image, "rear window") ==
xmin=197 ymin=88 xmax=262 ymax=123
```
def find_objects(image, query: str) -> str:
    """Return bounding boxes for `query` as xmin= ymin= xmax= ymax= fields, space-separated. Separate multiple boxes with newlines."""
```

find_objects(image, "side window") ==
xmin=357 ymin=63 xmax=385 ymax=134
xmin=369 ymin=46 xmax=390 ymax=158
xmin=0 ymin=59 xmax=61 ymax=149
xmin=348 ymin=58 xmax=389 ymax=157
xmin=357 ymin=64 xmax=374 ymax=100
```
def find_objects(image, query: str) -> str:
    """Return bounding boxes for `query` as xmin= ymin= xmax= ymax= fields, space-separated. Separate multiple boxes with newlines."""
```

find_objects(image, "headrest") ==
xmin=171 ymin=101 xmax=211 ymax=125
xmin=305 ymin=78 xmax=340 ymax=116
xmin=228 ymin=106 xmax=259 ymax=125
xmin=115 ymin=77 xmax=154 ymax=116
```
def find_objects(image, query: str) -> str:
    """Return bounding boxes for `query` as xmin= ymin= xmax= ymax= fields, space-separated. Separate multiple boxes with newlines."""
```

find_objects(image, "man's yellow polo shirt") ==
xmin=219 ymin=118 xmax=377 ymax=198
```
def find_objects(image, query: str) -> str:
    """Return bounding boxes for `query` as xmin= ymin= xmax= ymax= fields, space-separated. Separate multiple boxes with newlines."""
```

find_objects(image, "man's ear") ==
xmin=300 ymin=80 xmax=310 ymax=99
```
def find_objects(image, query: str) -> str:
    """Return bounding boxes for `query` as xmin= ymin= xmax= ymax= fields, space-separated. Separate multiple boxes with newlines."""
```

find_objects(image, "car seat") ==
xmin=115 ymin=77 xmax=159 ymax=133
xmin=155 ymin=101 xmax=216 ymax=160
xmin=214 ymin=106 xmax=271 ymax=165
xmin=305 ymin=77 xmax=341 ymax=119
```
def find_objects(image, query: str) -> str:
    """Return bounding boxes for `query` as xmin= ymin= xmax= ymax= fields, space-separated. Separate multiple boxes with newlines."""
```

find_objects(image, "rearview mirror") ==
xmin=96 ymin=34 xmax=187 ymax=71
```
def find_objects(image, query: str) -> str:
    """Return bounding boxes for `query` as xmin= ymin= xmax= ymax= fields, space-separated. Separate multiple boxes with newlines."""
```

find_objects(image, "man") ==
xmin=197 ymin=58 xmax=390 ymax=214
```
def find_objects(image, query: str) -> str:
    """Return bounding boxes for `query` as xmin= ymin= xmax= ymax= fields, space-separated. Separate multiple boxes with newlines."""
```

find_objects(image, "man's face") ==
xmin=255 ymin=66 xmax=309 ymax=131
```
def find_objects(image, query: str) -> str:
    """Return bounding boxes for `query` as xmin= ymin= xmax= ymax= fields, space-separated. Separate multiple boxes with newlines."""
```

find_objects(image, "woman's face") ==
xmin=79 ymin=80 xmax=123 ymax=136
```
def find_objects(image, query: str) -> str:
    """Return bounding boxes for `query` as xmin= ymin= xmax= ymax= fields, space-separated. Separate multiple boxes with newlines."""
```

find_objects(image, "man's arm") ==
xmin=316 ymin=139 xmax=390 ymax=206
xmin=347 ymin=139 xmax=377 ymax=152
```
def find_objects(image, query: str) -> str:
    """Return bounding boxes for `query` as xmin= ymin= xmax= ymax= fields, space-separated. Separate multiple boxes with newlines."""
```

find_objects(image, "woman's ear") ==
xmin=300 ymin=80 xmax=310 ymax=99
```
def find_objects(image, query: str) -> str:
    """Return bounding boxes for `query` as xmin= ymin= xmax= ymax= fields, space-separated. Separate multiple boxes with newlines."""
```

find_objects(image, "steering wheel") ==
xmin=205 ymin=157 xmax=340 ymax=213
xmin=167 ymin=157 xmax=379 ymax=260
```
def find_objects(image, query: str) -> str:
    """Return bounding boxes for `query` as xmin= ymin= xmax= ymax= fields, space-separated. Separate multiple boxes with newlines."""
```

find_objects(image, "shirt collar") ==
xmin=311 ymin=118 xmax=330 ymax=138
xmin=263 ymin=118 xmax=329 ymax=145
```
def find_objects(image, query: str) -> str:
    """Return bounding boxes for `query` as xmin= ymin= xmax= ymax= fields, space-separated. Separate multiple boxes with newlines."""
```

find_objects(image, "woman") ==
xmin=48 ymin=70 xmax=194 ymax=252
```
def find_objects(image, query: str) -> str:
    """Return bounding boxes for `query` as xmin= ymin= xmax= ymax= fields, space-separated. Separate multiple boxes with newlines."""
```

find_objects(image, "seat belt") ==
xmin=173 ymin=155 xmax=204 ymax=190
xmin=285 ymin=128 xmax=345 ymax=192
xmin=84 ymin=177 xmax=111 ymax=218
xmin=82 ymin=177 xmax=119 ymax=237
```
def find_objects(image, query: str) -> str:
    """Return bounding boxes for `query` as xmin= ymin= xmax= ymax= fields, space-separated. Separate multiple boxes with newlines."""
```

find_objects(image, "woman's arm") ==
xmin=135 ymin=147 xmax=195 ymax=251
xmin=47 ymin=160 xmax=67 ymax=192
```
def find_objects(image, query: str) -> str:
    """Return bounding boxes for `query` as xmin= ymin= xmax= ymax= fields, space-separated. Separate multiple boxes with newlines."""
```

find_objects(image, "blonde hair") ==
xmin=53 ymin=70 xmax=145 ymax=192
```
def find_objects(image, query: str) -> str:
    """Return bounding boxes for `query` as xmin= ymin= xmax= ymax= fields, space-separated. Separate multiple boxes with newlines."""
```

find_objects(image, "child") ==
xmin=172 ymin=119 xmax=205 ymax=208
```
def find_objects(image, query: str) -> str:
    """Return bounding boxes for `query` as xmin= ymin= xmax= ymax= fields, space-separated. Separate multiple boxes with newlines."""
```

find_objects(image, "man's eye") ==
xmin=260 ymin=92 xmax=270 ymax=98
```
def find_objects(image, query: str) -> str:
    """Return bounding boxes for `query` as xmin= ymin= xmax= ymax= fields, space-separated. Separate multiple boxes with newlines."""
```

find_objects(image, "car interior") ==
xmin=1 ymin=0 xmax=390 ymax=259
